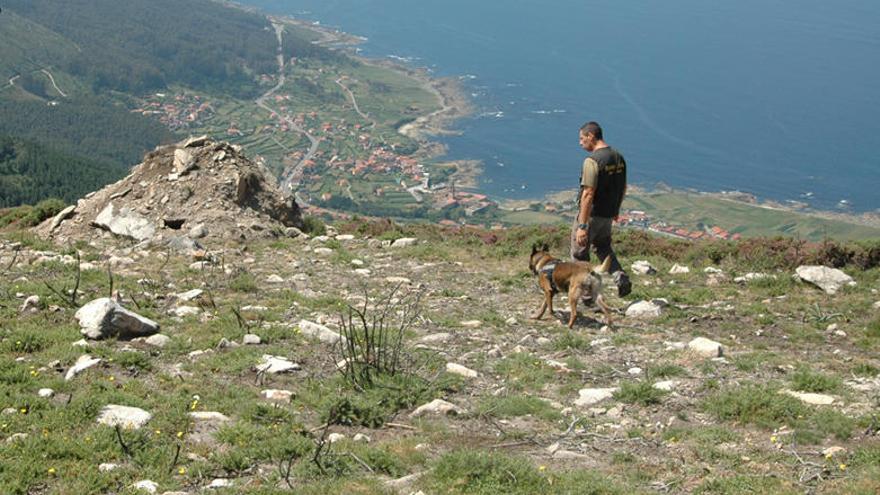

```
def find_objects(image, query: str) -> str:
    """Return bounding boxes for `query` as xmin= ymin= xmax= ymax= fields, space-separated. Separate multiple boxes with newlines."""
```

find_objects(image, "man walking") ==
xmin=571 ymin=121 xmax=632 ymax=297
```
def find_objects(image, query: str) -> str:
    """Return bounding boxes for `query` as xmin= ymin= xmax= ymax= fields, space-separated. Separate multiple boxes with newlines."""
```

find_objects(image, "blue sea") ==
xmin=244 ymin=0 xmax=880 ymax=212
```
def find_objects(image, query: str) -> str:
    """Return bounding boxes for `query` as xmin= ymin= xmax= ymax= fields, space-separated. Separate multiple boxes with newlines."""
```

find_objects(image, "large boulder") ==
xmin=795 ymin=266 xmax=856 ymax=295
xmin=92 ymin=203 xmax=155 ymax=241
xmin=75 ymin=298 xmax=160 ymax=340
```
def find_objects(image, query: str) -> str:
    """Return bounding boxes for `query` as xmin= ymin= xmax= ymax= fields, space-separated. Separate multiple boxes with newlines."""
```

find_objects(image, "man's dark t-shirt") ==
xmin=579 ymin=147 xmax=627 ymax=218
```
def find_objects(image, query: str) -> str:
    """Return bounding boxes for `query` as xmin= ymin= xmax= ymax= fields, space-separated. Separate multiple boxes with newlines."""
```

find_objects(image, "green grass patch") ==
xmin=789 ymin=366 xmax=842 ymax=393
xmin=477 ymin=395 xmax=562 ymax=422
xmin=614 ymin=381 xmax=668 ymax=407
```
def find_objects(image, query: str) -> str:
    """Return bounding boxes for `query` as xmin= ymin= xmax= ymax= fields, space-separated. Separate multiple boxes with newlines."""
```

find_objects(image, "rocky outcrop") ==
xmin=36 ymin=137 xmax=302 ymax=244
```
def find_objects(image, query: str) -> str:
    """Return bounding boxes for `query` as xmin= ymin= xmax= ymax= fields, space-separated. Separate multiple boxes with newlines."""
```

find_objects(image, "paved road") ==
xmin=335 ymin=78 xmax=372 ymax=125
xmin=256 ymin=20 xmax=320 ymax=196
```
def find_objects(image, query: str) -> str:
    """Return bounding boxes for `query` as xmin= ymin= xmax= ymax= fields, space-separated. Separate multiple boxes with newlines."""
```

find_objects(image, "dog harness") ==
xmin=541 ymin=262 xmax=559 ymax=293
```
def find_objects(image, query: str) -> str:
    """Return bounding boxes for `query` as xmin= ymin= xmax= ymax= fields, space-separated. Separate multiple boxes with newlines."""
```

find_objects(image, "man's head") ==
xmin=579 ymin=121 xmax=604 ymax=152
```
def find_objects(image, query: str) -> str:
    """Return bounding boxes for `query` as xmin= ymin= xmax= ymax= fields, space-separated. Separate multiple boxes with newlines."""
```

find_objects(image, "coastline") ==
xmin=265 ymin=10 xmax=878 ymax=236
xmin=279 ymin=15 xmax=477 ymax=189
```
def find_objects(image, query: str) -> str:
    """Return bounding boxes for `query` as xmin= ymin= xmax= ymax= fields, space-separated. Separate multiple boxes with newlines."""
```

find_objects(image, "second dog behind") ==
xmin=528 ymin=244 xmax=613 ymax=328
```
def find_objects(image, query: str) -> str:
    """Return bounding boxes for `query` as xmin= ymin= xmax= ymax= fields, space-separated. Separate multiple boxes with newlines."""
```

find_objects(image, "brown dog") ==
xmin=529 ymin=244 xmax=613 ymax=328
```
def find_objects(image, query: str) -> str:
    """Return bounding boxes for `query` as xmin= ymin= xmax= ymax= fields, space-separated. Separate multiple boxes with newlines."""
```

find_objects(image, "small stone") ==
xmin=189 ymin=411 xmax=230 ymax=422
xmin=704 ymin=267 xmax=723 ymax=274
xmin=98 ymin=463 xmax=119 ymax=472
xmin=242 ymin=334 xmax=261 ymax=345
xmin=355 ymin=268 xmax=372 ymax=276
xmin=266 ymin=274 xmax=285 ymax=283
xmin=784 ymin=390 xmax=835 ymax=405
xmin=19 ymin=295 xmax=41 ymax=313
xmin=353 ymin=433 xmax=371 ymax=443
xmin=5 ymin=433 xmax=28 ymax=443
xmin=574 ymin=388 xmax=618 ymax=407
xmin=66 ymin=355 xmax=102 ymax=381
xmin=631 ymin=260 xmax=657 ymax=275
xmin=351 ymin=259 xmax=365 ymax=266
xmin=420 ymin=333 xmax=452 ymax=344
xmin=313 ymin=247 xmax=334 ymax=256
xmin=98 ymin=405 xmax=152 ymax=430
xmin=261 ymin=389 xmax=294 ymax=403
xmin=505 ymin=317 xmax=518 ymax=326
xmin=410 ymin=399 xmax=466 ymax=418
xmin=173 ymin=306 xmax=200 ymax=318
xmin=208 ymin=479 xmax=233 ymax=489
xmin=144 ymin=334 xmax=171 ymax=348
xmin=391 ymin=237 xmax=418 ymax=248
xmin=625 ymin=300 xmax=663 ymax=319
xmin=823 ymin=446 xmax=847 ymax=458
xmin=446 ymin=363 xmax=479 ymax=378
xmin=628 ymin=367 xmax=643 ymax=375
xmin=669 ymin=264 xmax=690 ymax=274
xmin=298 ymin=320 xmax=344 ymax=345
xmin=336 ymin=234 xmax=355 ymax=241
xmin=688 ymin=337 xmax=724 ymax=358
xmin=38 ymin=388 xmax=55 ymax=398
xmin=328 ymin=433 xmax=346 ymax=443
xmin=175 ymin=289 xmax=204 ymax=302
xmin=460 ymin=320 xmax=482 ymax=328
xmin=385 ymin=276 xmax=411 ymax=285
xmin=734 ymin=272 xmax=775 ymax=283
xmin=653 ymin=380 xmax=676 ymax=391
xmin=76 ymin=298 xmax=160 ymax=340
xmin=256 ymin=355 xmax=300 ymax=374
xmin=133 ymin=480 xmax=159 ymax=493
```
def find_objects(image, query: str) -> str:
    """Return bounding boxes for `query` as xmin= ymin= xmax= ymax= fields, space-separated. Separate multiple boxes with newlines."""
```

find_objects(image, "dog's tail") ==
xmin=592 ymin=255 xmax=613 ymax=275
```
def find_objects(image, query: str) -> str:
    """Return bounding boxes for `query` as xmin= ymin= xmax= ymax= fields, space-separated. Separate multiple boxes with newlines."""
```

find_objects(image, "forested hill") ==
xmin=0 ymin=135 xmax=126 ymax=207
xmin=2 ymin=0 xmax=339 ymax=97
xmin=0 ymin=0 xmax=342 ymax=206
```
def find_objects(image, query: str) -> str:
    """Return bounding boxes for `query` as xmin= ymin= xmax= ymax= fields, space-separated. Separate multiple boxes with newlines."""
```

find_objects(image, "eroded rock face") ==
xmin=92 ymin=203 xmax=155 ymax=242
xmin=75 ymin=298 xmax=160 ymax=340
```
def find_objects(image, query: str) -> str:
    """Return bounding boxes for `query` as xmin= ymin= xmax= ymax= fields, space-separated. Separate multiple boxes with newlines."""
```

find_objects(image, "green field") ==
xmin=625 ymin=192 xmax=880 ymax=241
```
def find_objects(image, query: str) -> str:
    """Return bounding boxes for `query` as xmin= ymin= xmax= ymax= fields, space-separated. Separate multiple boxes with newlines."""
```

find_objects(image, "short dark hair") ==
xmin=580 ymin=121 xmax=603 ymax=140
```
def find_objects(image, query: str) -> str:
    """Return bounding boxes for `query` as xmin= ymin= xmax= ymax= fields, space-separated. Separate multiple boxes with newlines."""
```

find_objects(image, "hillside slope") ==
xmin=1 ymin=220 xmax=878 ymax=494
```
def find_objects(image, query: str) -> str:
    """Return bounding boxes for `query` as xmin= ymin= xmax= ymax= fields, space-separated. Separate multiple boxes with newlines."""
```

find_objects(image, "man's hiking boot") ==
xmin=614 ymin=271 xmax=632 ymax=298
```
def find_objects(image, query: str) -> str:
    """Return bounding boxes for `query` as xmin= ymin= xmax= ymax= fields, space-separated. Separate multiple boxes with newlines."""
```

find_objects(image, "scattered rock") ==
xmin=171 ymin=305 xmax=201 ymax=319
xmin=446 ymin=363 xmax=479 ymax=378
xmin=175 ymin=289 xmax=204 ymax=302
xmin=704 ymin=267 xmax=723 ymax=274
xmin=19 ymin=295 xmax=41 ymax=313
xmin=75 ymin=298 xmax=160 ymax=340
xmin=653 ymin=380 xmax=676 ymax=391
xmin=784 ymin=390 xmax=835 ymax=405
xmin=688 ymin=337 xmax=724 ymax=358
xmin=242 ymin=334 xmax=262 ymax=345
xmin=625 ymin=300 xmax=663 ymax=319
xmin=419 ymin=333 xmax=452 ymax=344
xmin=298 ymin=320 xmax=344 ymax=344
xmin=328 ymin=433 xmax=346 ymax=443
xmin=823 ymin=446 xmax=847 ymax=458
xmin=734 ymin=272 xmax=775 ymax=283
xmin=669 ymin=264 xmax=690 ymax=274
xmin=796 ymin=265 xmax=856 ymax=295
xmin=266 ymin=274 xmax=285 ymax=283
xmin=5 ymin=433 xmax=28 ymax=443
xmin=313 ymin=247 xmax=334 ymax=256
xmin=256 ymin=355 xmax=300 ymax=375
xmin=386 ymin=276 xmax=411 ymax=285
xmin=574 ymin=388 xmax=618 ymax=407
xmin=410 ymin=399 xmax=466 ymax=418
xmin=48 ymin=205 xmax=77 ymax=231
xmin=208 ymin=479 xmax=233 ymax=489
xmin=98 ymin=463 xmax=119 ymax=472
xmin=261 ymin=389 xmax=294 ymax=403
xmin=189 ymin=411 xmax=230 ymax=422
xmin=133 ymin=480 xmax=159 ymax=493
xmin=631 ymin=260 xmax=657 ymax=275
xmin=97 ymin=405 xmax=153 ymax=429
xmin=460 ymin=320 xmax=482 ymax=328
xmin=391 ymin=237 xmax=418 ymax=248
xmin=353 ymin=433 xmax=371 ymax=443
xmin=65 ymin=355 xmax=102 ymax=381
xmin=38 ymin=388 xmax=55 ymax=398
xmin=143 ymin=334 xmax=171 ymax=348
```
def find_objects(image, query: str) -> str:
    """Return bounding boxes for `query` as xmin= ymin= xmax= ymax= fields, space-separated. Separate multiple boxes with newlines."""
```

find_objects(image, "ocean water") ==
xmin=245 ymin=0 xmax=880 ymax=212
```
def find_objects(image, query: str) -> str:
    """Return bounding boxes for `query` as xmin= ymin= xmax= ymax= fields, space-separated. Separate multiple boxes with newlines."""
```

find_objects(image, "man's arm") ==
xmin=578 ymin=186 xmax=595 ymax=225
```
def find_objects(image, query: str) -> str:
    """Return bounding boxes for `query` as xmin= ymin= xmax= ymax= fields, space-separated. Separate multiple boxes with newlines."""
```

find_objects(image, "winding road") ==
xmin=256 ymin=20 xmax=320 ymax=196
xmin=41 ymin=69 xmax=67 ymax=97
xmin=335 ymin=77 xmax=373 ymax=125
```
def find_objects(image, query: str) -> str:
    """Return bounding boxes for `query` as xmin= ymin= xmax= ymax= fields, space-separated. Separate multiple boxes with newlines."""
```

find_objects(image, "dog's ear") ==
xmin=542 ymin=243 xmax=549 ymax=252
xmin=531 ymin=244 xmax=538 ymax=255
